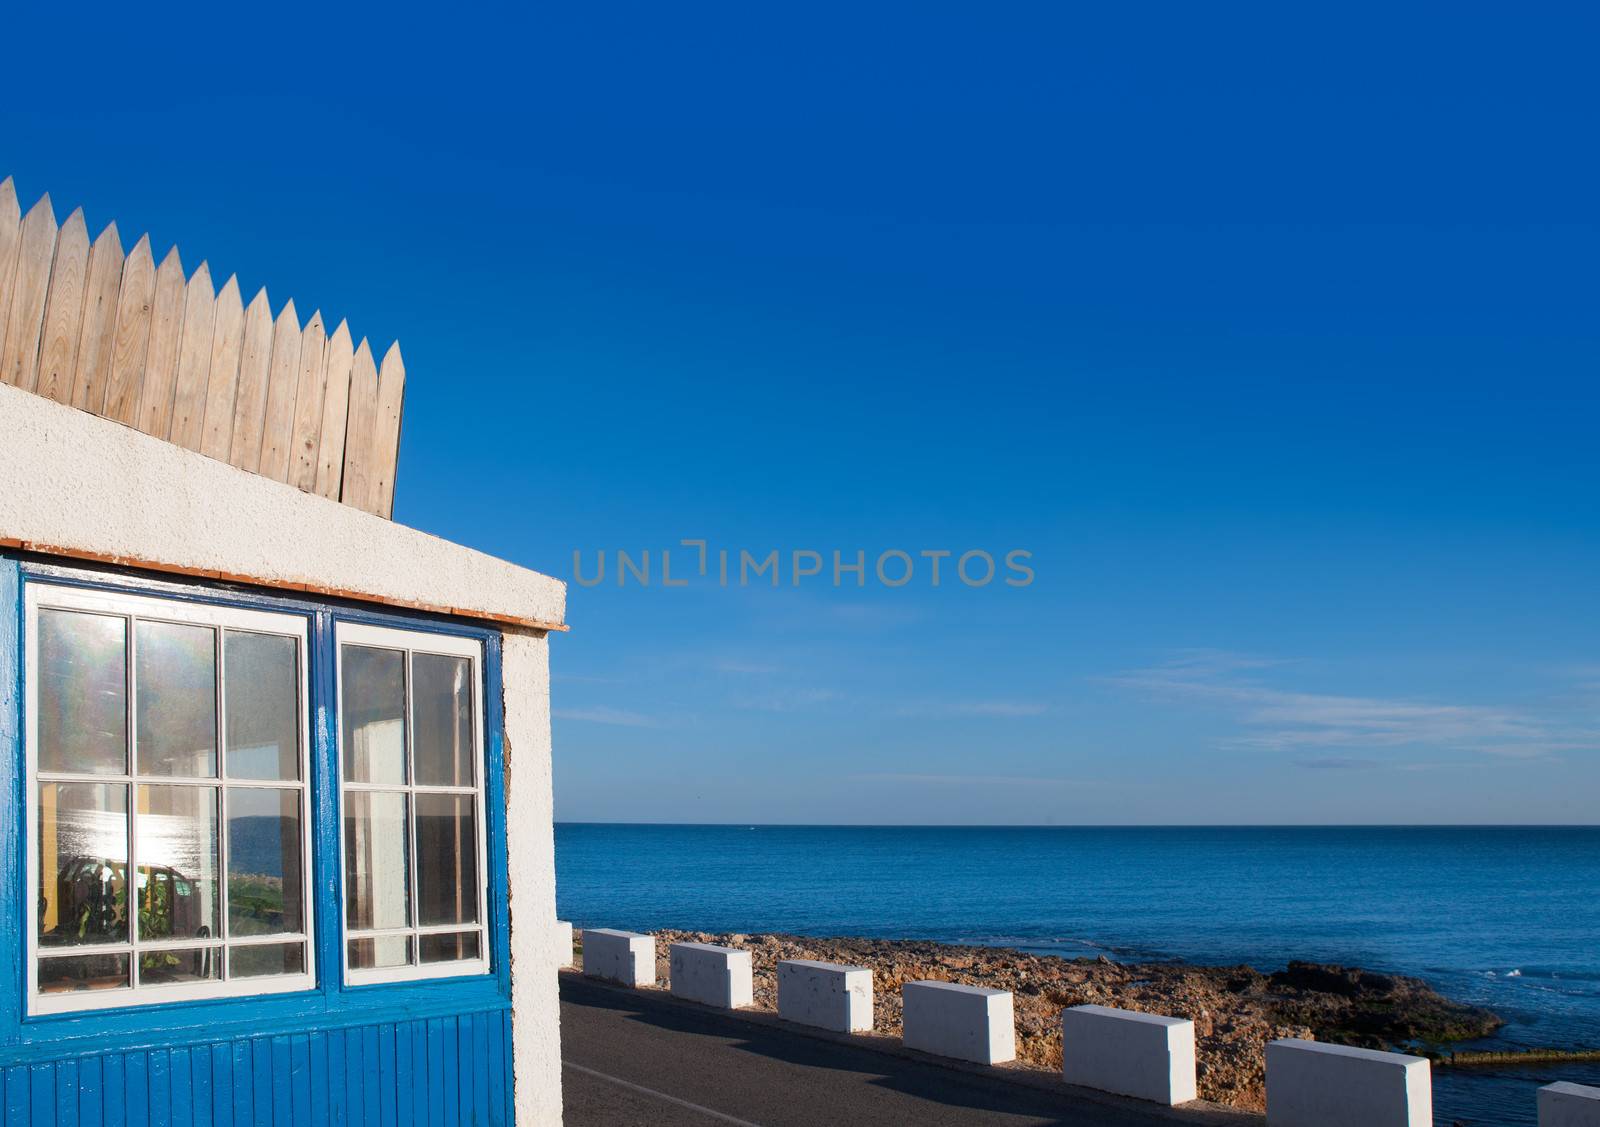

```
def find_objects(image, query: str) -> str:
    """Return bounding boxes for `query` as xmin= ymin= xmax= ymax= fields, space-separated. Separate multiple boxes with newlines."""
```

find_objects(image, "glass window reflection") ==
xmin=38 ymin=782 xmax=129 ymax=947
xmin=135 ymin=785 xmax=220 ymax=941
xmin=227 ymin=788 xmax=304 ymax=936
xmin=38 ymin=610 xmax=126 ymax=775
xmin=416 ymin=793 xmax=478 ymax=927
xmin=344 ymin=791 xmax=410 ymax=931
xmin=341 ymin=646 xmax=406 ymax=784
xmin=225 ymin=631 xmax=300 ymax=781
xmin=135 ymin=620 xmax=217 ymax=778
xmin=413 ymin=653 xmax=473 ymax=787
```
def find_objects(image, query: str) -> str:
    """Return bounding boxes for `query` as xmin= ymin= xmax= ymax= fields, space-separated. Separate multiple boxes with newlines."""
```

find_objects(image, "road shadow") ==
xmin=562 ymin=975 xmax=1249 ymax=1127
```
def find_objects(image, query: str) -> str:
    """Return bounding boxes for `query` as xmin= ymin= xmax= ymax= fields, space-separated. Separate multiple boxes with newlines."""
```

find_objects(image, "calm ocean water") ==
xmin=555 ymin=824 xmax=1600 ymax=1126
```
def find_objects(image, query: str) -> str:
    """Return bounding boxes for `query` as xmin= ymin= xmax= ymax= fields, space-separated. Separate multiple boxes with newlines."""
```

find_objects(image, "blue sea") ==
xmin=555 ymin=824 xmax=1600 ymax=1126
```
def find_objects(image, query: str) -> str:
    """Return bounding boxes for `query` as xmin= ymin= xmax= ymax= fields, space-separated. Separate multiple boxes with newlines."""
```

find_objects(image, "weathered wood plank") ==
xmin=257 ymin=298 xmax=302 ymax=481
xmin=314 ymin=319 xmax=354 ymax=500
xmin=136 ymin=246 xmax=186 ymax=438
xmin=35 ymin=207 xmax=90 ymax=404
xmin=0 ymin=178 xmax=23 ymax=368
xmin=288 ymin=311 xmax=327 ymax=492
xmin=199 ymin=274 xmax=245 ymax=461
xmin=370 ymin=342 xmax=406 ymax=517
xmin=339 ymin=337 xmax=379 ymax=512
xmin=1 ymin=175 xmax=409 ymax=518
xmin=102 ymin=234 xmax=157 ymax=424
xmin=1 ymin=192 xmax=58 ymax=390
xmin=168 ymin=262 xmax=216 ymax=451
xmin=70 ymin=222 xmax=125 ymax=413
xmin=226 ymin=287 xmax=274 ymax=470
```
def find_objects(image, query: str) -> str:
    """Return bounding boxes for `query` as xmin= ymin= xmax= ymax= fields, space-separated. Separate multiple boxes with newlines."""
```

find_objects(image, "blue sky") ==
xmin=3 ymin=4 xmax=1597 ymax=823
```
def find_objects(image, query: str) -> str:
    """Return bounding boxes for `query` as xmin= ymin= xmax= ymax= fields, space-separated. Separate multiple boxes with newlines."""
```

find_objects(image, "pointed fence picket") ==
xmin=289 ymin=311 xmax=328 ymax=492
xmin=259 ymin=299 xmax=304 ymax=480
xmin=341 ymin=338 xmax=380 ymax=510
xmin=316 ymin=320 xmax=355 ymax=500
xmin=170 ymin=261 xmax=217 ymax=450
xmin=72 ymin=221 xmax=124 ymax=413
xmin=104 ymin=235 xmax=156 ymax=424
xmin=201 ymin=274 xmax=246 ymax=462
xmin=36 ymin=209 xmax=90 ymax=404
xmin=136 ymin=246 xmax=187 ymax=438
xmin=1 ymin=193 xmax=57 ymax=391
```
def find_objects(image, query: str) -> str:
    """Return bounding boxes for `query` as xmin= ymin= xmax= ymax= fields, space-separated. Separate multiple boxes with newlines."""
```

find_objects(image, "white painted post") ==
xmin=669 ymin=942 xmax=754 ymax=1009
xmin=901 ymin=981 xmax=1016 ymax=1065
xmin=1541 ymin=1082 xmax=1600 ymax=1127
xmin=776 ymin=959 xmax=873 ymax=1033
xmin=1061 ymin=1004 xmax=1197 ymax=1105
xmin=581 ymin=928 xmax=654 ymax=987
xmin=553 ymin=920 xmax=574 ymax=969
xmin=1265 ymin=1039 xmax=1431 ymax=1127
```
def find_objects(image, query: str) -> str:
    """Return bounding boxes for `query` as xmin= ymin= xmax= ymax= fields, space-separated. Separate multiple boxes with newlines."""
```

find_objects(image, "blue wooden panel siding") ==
xmin=0 ymin=1012 xmax=514 ymax=1127
xmin=0 ymin=555 xmax=516 ymax=1126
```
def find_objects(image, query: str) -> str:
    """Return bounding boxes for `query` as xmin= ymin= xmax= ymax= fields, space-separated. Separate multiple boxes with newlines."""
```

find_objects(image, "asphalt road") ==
xmin=560 ymin=973 xmax=1260 ymax=1127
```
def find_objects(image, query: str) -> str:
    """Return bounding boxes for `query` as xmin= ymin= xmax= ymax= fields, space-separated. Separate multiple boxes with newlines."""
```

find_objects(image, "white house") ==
xmin=0 ymin=177 xmax=567 ymax=1124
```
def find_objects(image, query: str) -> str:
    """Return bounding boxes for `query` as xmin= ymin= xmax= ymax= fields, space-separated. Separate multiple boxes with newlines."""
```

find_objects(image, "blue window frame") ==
xmin=0 ymin=554 xmax=511 ymax=1064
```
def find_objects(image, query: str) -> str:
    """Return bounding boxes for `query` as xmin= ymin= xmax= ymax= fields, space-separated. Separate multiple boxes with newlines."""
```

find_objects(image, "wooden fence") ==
xmin=0 ymin=177 xmax=404 ymax=518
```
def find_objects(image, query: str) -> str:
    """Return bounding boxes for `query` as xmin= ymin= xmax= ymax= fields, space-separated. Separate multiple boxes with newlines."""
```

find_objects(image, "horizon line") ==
xmin=553 ymin=820 xmax=1600 ymax=829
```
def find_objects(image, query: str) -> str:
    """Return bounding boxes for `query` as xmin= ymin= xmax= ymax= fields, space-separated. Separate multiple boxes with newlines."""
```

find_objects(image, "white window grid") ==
xmin=24 ymin=583 xmax=317 ymax=1015
xmin=335 ymin=621 xmax=489 ymax=986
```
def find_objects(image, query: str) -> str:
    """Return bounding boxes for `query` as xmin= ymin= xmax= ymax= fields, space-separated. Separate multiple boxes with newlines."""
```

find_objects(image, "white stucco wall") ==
xmin=0 ymin=382 xmax=565 ymax=629
xmin=504 ymin=629 xmax=563 ymax=1125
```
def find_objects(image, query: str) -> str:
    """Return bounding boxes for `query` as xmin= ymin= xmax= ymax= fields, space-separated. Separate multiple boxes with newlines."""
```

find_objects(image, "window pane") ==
xmin=225 ymin=631 xmax=300 ymax=781
xmin=136 ymin=785 xmax=220 ymax=941
xmin=348 ymin=936 xmax=412 ymax=970
xmin=343 ymin=791 xmax=411 ymax=930
xmin=229 ymin=942 xmax=305 ymax=979
xmin=135 ymin=621 xmax=217 ymax=778
xmin=341 ymin=645 xmax=406 ymax=784
xmin=38 ymin=609 xmax=127 ymax=775
xmin=138 ymin=947 xmax=221 ymax=986
xmin=227 ymin=788 xmax=303 ymax=936
xmin=38 ymin=782 xmax=128 ymax=947
xmin=416 ymin=794 xmax=478 ymax=927
xmin=38 ymin=953 xmax=130 ymax=994
xmin=413 ymin=653 xmax=474 ymax=787
xmin=419 ymin=931 xmax=480 ymax=964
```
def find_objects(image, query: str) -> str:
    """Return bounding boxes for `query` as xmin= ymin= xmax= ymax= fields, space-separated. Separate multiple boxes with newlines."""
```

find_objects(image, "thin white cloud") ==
xmin=893 ymin=699 xmax=1051 ymax=719
xmin=553 ymin=707 xmax=662 ymax=728
xmin=851 ymin=772 xmax=1095 ymax=787
xmin=1110 ymin=651 xmax=1599 ymax=760
xmin=824 ymin=602 xmax=927 ymax=629
xmin=730 ymin=687 xmax=839 ymax=713
xmin=714 ymin=659 xmax=783 ymax=675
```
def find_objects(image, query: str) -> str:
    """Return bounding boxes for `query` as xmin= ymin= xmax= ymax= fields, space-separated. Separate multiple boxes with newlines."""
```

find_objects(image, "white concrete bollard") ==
xmin=902 ymin=981 xmax=1016 ymax=1065
xmin=1265 ymin=1039 xmax=1431 ymax=1127
xmin=776 ymin=959 xmax=873 ymax=1033
xmin=1541 ymin=1082 xmax=1600 ymax=1127
xmin=553 ymin=920 xmax=574 ymax=968
xmin=670 ymin=942 xmax=754 ymax=1009
xmin=581 ymin=928 xmax=654 ymax=987
xmin=1061 ymin=1004 xmax=1197 ymax=1105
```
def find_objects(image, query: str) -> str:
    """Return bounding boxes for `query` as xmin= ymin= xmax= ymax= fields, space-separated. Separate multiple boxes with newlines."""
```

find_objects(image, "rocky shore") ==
xmin=616 ymin=929 xmax=1501 ymax=1111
